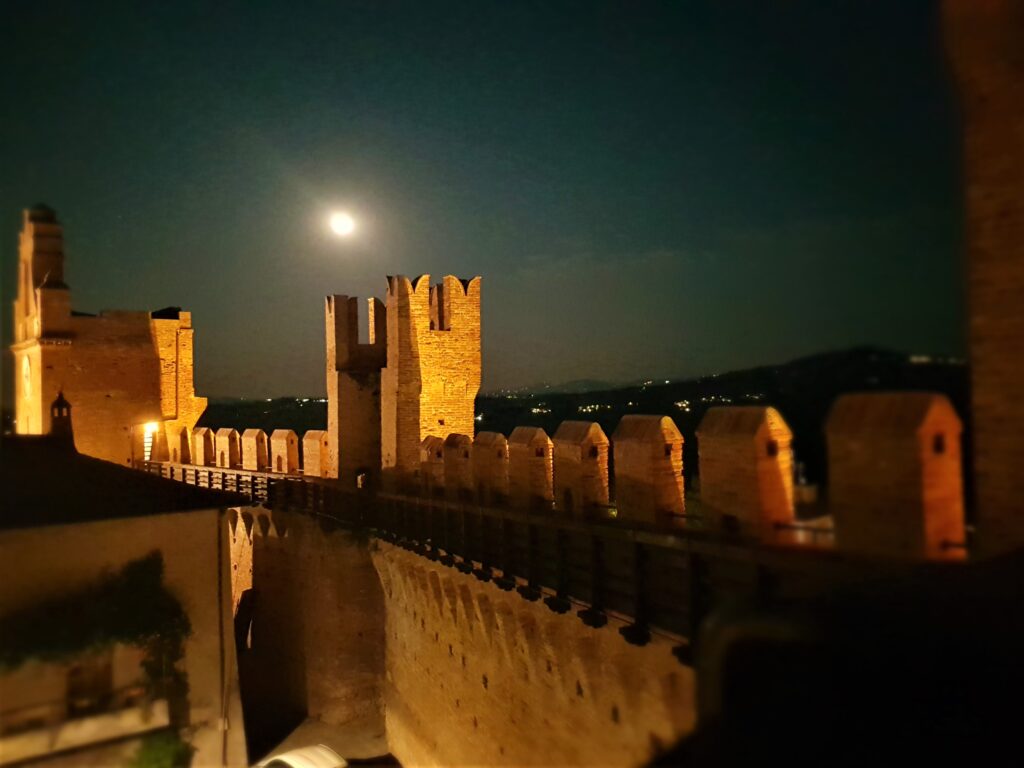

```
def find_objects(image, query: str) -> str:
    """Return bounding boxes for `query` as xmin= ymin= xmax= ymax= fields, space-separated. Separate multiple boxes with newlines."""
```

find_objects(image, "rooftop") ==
xmin=0 ymin=435 xmax=245 ymax=530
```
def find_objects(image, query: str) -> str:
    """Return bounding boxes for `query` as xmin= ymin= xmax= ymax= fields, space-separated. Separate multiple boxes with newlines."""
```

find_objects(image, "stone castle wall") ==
xmin=10 ymin=208 xmax=206 ymax=466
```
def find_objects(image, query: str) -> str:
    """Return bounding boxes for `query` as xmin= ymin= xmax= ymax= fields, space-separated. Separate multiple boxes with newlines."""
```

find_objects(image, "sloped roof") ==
xmin=612 ymin=415 xmax=682 ymax=443
xmin=270 ymin=429 xmax=298 ymax=441
xmin=553 ymin=420 xmax=609 ymax=445
xmin=0 ymin=435 xmax=244 ymax=530
xmin=241 ymin=428 xmax=266 ymax=440
xmin=194 ymin=426 xmax=214 ymax=436
xmin=474 ymin=431 xmax=508 ymax=448
xmin=509 ymin=426 xmax=552 ymax=446
xmin=303 ymin=430 xmax=327 ymax=440
xmin=826 ymin=392 xmax=961 ymax=437
xmin=697 ymin=406 xmax=791 ymax=439
xmin=443 ymin=433 xmax=472 ymax=448
xmin=215 ymin=427 xmax=239 ymax=438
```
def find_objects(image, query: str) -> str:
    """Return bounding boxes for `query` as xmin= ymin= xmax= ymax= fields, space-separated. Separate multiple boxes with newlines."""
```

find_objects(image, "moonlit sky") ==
xmin=1 ymin=1 xmax=962 ymax=399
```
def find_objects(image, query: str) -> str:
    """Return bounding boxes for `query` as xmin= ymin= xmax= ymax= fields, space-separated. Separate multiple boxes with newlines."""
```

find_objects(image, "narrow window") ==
xmin=766 ymin=440 xmax=779 ymax=458
xmin=535 ymin=447 xmax=544 ymax=458
xmin=664 ymin=445 xmax=673 ymax=457
xmin=933 ymin=434 xmax=946 ymax=454
xmin=589 ymin=446 xmax=599 ymax=459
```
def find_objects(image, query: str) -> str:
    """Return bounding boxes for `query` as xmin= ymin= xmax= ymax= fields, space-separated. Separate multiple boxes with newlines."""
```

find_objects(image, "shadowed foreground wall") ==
xmin=371 ymin=542 xmax=696 ymax=767
xmin=230 ymin=511 xmax=386 ymax=759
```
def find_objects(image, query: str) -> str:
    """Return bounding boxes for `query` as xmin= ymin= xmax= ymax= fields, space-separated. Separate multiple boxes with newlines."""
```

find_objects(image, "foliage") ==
xmin=0 ymin=552 xmax=191 ymax=672
xmin=126 ymin=730 xmax=195 ymax=768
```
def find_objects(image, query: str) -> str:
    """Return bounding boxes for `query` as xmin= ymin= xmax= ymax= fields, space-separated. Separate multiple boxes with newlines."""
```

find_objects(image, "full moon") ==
xmin=329 ymin=211 xmax=356 ymax=237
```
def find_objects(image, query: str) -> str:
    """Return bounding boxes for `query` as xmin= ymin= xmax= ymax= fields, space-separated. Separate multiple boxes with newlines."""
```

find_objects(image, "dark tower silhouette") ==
xmin=49 ymin=390 xmax=75 ymax=450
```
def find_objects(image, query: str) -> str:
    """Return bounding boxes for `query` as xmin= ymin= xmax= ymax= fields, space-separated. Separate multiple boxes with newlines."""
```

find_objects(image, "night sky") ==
xmin=2 ymin=1 xmax=962 ymax=399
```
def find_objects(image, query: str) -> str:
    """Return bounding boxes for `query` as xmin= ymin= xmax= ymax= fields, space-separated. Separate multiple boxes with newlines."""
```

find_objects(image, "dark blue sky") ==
xmin=2 ymin=1 xmax=962 ymax=397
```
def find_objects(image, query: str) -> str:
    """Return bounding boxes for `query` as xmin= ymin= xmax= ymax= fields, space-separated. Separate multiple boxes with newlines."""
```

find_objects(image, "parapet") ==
xmin=552 ymin=421 xmax=610 ymax=516
xmin=420 ymin=436 xmax=445 ymax=497
xmin=241 ymin=429 xmax=269 ymax=471
xmin=215 ymin=428 xmax=241 ymax=469
xmin=612 ymin=415 xmax=685 ymax=525
xmin=697 ymin=406 xmax=794 ymax=530
xmin=826 ymin=392 xmax=965 ymax=558
xmin=508 ymin=427 xmax=554 ymax=510
xmin=302 ymin=430 xmax=330 ymax=478
xmin=443 ymin=434 xmax=474 ymax=502
xmin=473 ymin=432 xmax=509 ymax=505
xmin=270 ymin=429 xmax=299 ymax=474
xmin=170 ymin=427 xmax=191 ymax=464
xmin=193 ymin=427 xmax=215 ymax=467
xmin=325 ymin=294 xmax=386 ymax=372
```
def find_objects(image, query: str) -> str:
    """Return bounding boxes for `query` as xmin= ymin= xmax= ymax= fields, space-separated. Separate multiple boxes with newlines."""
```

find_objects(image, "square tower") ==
xmin=325 ymin=294 xmax=386 ymax=487
xmin=380 ymin=274 xmax=481 ymax=485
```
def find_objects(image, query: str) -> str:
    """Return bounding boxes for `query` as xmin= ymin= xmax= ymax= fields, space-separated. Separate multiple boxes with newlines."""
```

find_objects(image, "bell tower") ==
xmin=11 ymin=205 xmax=72 ymax=435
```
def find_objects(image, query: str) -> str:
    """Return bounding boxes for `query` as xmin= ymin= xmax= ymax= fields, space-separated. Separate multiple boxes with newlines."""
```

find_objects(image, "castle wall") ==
xmin=826 ymin=393 xmax=965 ymax=558
xmin=473 ymin=432 xmax=509 ymax=505
xmin=228 ymin=510 xmax=386 ymax=760
xmin=508 ymin=427 xmax=554 ymax=510
xmin=420 ymin=437 xmax=446 ymax=498
xmin=270 ymin=430 xmax=299 ymax=474
xmin=381 ymin=276 xmax=481 ymax=484
xmin=697 ymin=407 xmax=794 ymax=530
xmin=944 ymin=1 xmax=1024 ymax=556
xmin=613 ymin=416 xmax=685 ymax=526
xmin=552 ymin=421 xmax=610 ymax=517
xmin=443 ymin=434 xmax=474 ymax=502
xmin=325 ymin=296 xmax=386 ymax=488
xmin=10 ymin=209 xmax=206 ymax=467
xmin=302 ymin=431 xmax=329 ymax=478
xmin=242 ymin=430 xmax=269 ymax=472
xmin=216 ymin=428 xmax=241 ymax=469
xmin=193 ymin=427 xmax=215 ymax=467
xmin=371 ymin=542 xmax=695 ymax=767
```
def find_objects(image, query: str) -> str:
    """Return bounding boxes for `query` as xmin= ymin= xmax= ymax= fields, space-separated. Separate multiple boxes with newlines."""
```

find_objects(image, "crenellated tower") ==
xmin=325 ymin=294 xmax=387 ymax=486
xmin=380 ymin=274 xmax=482 ymax=484
xmin=9 ymin=205 xmax=207 ymax=465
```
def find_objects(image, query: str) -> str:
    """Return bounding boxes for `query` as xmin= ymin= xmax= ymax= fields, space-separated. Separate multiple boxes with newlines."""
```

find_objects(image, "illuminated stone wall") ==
xmin=325 ymin=295 xmax=387 ymax=488
xmin=371 ymin=542 xmax=695 ymax=767
xmin=270 ymin=430 xmax=299 ymax=474
xmin=613 ymin=416 xmax=685 ymax=525
xmin=10 ymin=207 xmax=207 ymax=466
xmin=381 ymin=275 xmax=481 ymax=485
xmin=696 ymin=406 xmax=794 ymax=530
xmin=552 ymin=421 xmax=610 ymax=516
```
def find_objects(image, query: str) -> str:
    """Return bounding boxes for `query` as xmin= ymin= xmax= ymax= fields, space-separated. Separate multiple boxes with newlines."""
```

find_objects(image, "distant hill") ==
xmin=199 ymin=347 xmax=968 ymax=486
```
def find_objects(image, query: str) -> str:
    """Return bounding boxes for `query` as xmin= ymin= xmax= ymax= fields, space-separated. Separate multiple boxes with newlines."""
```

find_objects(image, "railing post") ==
xmin=544 ymin=529 xmax=571 ymax=614
xmin=516 ymin=521 xmax=542 ymax=601
xmin=578 ymin=535 xmax=608 ymax=628
xmin=620 ymin=542 xmax=651 ymax=645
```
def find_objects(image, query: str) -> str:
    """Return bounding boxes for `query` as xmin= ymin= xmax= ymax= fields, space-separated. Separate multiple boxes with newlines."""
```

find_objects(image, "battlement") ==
xmin=381 ymin=274 xmax=482 ymax=480
xmin=325 ymin=294 xmax=386 ymax=372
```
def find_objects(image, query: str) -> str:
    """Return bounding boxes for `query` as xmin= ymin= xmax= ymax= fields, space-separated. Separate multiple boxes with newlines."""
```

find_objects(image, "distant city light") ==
xmin=475 ymin=413 xmax=484 ymax=422
xmin=329 ymin=211 xmax=356 ymax=237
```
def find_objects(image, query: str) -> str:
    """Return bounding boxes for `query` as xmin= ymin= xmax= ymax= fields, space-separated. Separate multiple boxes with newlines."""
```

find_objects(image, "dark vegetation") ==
xmin=0 ymin=552 xmax=190 ymax=674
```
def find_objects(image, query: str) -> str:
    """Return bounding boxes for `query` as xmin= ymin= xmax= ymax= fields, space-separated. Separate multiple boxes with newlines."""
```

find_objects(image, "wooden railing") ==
xmin=141 ymin=461 xmax=947 ymax=658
